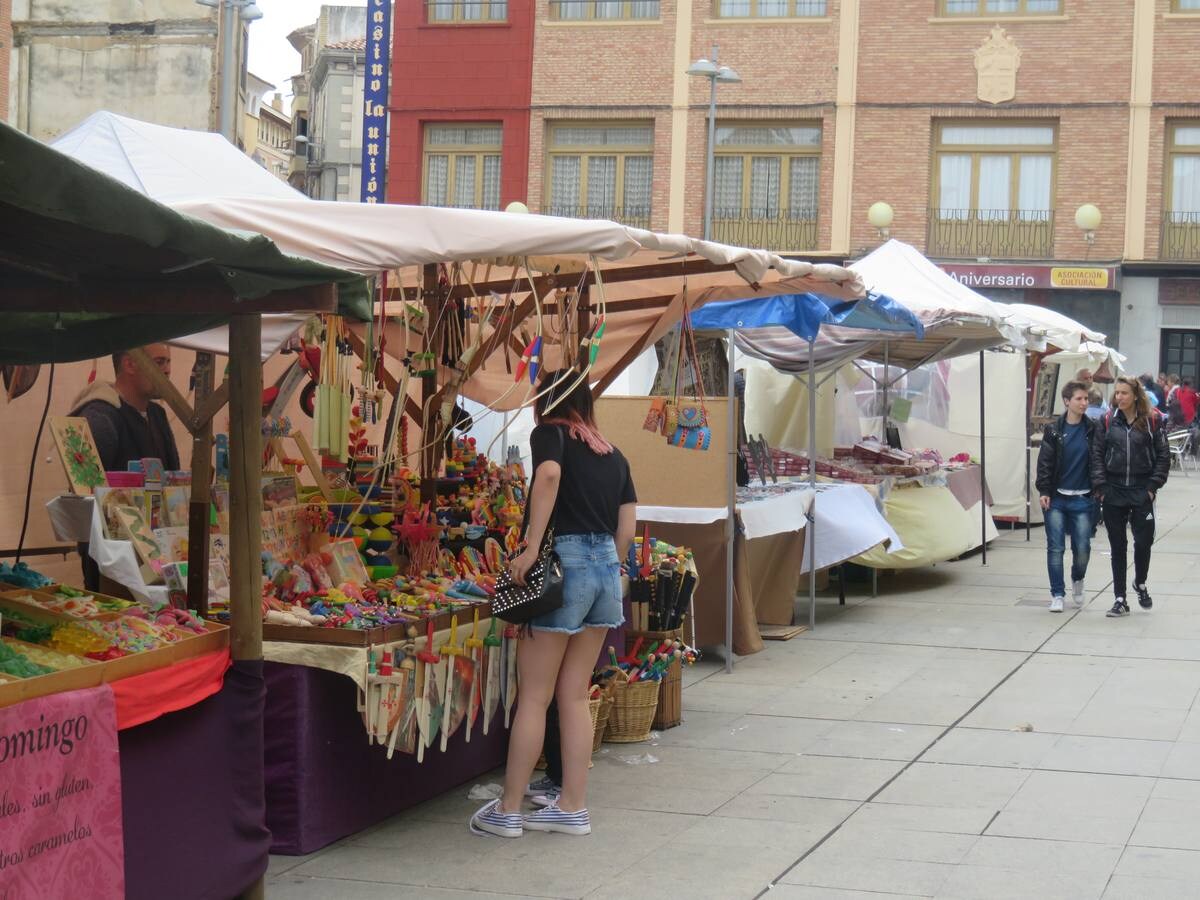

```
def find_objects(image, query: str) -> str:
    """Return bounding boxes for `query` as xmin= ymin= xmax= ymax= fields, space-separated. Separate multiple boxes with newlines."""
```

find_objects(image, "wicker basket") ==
xmin=592 ymin=695 xmax=613 ymax=752
xmin=625 ymin=628 xmax=684 ymax=730
xmin=604 ymin=672 xmax=660 ymax=743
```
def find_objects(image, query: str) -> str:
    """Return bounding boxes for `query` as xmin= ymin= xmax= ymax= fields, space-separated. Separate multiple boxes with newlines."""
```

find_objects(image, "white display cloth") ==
xmin=75 ymin=496 xmax=170 ymax=607
xmin=45 ymin=495 xmax=95 ymax=543
xmin=639 ymin=482 xmax=900 ymax=567
xmin=801 ymin=483 xmax=903 ymax=574
xmin=638 ymin=486 xmax=814 ymax=539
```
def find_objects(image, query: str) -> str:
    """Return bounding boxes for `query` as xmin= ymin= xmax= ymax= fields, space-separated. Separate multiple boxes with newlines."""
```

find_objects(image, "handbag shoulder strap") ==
xmin=681 ymin=306 xmax=706 ymax=406
xmin=520 ymin=425 xmax=564 ymax=542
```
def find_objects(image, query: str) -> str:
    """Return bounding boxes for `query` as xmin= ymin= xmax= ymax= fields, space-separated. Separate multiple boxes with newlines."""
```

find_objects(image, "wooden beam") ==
xmin=380 ymin=256 xmax=746 ymax=306
xmin=420 ymin=264 xmax=440 ymax=501
xmin=346 ymin=327 xmax=422 ymax=422
xmin=186 ymin=352 xmax=215 ymax=618
xmin=128 ymin=348 xmax=196 ymax=431
xmin=193 ymin=380 xmax=231 ymax=430
xmin=290 ymin=432 xmax=336 ymax=503
xmin=228 ymin=314 xmax=264 ymax=662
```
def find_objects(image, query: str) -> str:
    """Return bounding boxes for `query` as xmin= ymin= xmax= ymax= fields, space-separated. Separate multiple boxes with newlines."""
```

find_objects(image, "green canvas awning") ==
xmin=0 ymin=121 xmax=370 ymax=364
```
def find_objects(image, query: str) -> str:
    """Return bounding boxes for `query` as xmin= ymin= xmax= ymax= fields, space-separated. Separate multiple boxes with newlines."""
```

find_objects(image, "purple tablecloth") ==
xmin=264 ymin=661 xmax=511 ymax=855
xmin=120 ymin=659 xmax=269 ymax=900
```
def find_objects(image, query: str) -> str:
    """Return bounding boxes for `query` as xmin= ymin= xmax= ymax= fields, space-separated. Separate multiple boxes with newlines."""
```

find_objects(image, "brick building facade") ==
xmin=390 ymin=0 xmax=1200 ymax=378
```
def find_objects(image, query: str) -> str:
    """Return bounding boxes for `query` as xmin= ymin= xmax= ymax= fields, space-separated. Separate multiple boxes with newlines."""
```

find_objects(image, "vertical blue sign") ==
xmin=360 ymin=0 xmax=391 ymax=203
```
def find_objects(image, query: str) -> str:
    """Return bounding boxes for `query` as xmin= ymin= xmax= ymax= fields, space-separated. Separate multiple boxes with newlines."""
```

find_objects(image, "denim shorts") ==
xmin=529 ymin=533 xmax=624 ymax=635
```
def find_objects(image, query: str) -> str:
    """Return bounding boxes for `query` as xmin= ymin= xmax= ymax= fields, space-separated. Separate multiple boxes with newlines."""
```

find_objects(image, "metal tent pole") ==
xmin=979 ymin=350 xmax=987 ymax=566
xmin=808 ymin=340 xmax=817 ymax=630
xmin=881 ymin=343 xmax=890 ymax=441
xmin=1025 ymin=353 xmax=1032 ymax=541
xmin=725 ymin=331 xmax=736 ymax=673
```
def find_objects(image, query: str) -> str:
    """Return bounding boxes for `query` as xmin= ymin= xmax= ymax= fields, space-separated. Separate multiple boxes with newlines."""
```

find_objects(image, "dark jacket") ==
xmin=1035 ymin=413 xmax=1096 ymax=496
xmin=68 ymin=382 xmax=180 ymax=472
xmin=1089 ymin=407 xmax=1169 ymax=493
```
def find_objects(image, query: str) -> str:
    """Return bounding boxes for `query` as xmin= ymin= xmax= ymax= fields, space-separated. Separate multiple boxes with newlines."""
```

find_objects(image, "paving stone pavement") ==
xmin=267 ymin=473 xmax=1200 ymax=899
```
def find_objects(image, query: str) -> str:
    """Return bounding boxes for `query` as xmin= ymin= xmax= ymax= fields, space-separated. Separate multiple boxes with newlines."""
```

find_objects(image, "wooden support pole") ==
xmin=420 ymin=263 xmax=440 ymax=503
xmin=229 ymin=314 xmax=264 ymax=662
xmin=186 ymin=353 xmax=215 ymax=617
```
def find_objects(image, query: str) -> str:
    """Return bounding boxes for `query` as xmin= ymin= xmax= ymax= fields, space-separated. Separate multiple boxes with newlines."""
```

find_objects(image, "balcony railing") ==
xmin=928 ymin=208 xmax=1054 ymax=259
xmin=711 ymin=209 xmax=819 ymax=253
xmin=544 ymin=204 xmax=652 ymax=230
xmin=1162 ymin=212 xmax=1200 ymax=261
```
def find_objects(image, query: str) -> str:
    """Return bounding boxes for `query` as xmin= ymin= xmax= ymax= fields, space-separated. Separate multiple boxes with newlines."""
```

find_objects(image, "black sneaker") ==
xmin=1106 ymin=599 xmax=1130 ymax=618
xmin=1134 ymin=584 xmax=1152 ymax=610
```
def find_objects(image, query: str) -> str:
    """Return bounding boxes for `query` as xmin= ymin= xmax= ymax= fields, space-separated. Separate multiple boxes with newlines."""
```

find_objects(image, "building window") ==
xmin=1172 ymin=0 xmax=1200 ymax=10
xmin=427 ymin=0 xmax=507 ymax=23
xmin=1161 ymin=330 xmax=1200 ymax=383
xmin=710 ymin=123 xmax=820 ymax=251
xmin=714 ymin=0 xmax=825 ymax=16
xmin=938 ymin=0 xmax=1060 ymax=15
xmin=1164 ymin=123 xmax=1200 ymax=260
xmin=550 ymin=0 xmax=659 ymax=19
xmin=423 ymin=124 xmax=503 ymax=210
xmin=545 ymin=123 xmax=653 ymax=228
xmin=929 ymin=121 xmax=1056 ymax=258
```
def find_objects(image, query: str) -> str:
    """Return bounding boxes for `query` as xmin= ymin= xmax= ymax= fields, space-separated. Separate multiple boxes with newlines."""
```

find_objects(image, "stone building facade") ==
xmin=288 ymin=5 xmax=367 ymax=201
xmin=7 ymin=0 xmax=250 ymax=143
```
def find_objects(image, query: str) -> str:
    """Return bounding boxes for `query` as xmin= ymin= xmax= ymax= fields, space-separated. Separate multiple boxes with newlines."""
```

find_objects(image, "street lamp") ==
xmin=196 ymin=0 xmax=264 ymax=140
xmin=1074 ymin=203 xmax=1102 ymax=246
xmin=868 ymin=201 xmax=894 ymax=241
xmin=688 ymin=46 xmax=741 ymax=242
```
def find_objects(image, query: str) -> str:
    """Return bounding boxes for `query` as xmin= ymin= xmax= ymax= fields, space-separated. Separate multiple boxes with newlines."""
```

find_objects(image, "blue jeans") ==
xmin=1045 ymin=494 xmax=1096 ymax=597
xmin=529 ymin=533 xmax=624 ymax=634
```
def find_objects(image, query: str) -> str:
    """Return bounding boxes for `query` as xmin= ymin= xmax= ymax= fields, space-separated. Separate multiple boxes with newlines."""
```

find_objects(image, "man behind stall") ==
xmin=70 ymin=344 xmax=180 ymax=472
xmin=68 ymin=344 xmax=181 ymax=589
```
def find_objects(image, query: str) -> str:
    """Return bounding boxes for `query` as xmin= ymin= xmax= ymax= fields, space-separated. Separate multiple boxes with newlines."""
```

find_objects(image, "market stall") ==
xmin=0 ymin=119 xmax=362 ymax=900
xmin=732 ymin=240 xmax=1029 ymax=576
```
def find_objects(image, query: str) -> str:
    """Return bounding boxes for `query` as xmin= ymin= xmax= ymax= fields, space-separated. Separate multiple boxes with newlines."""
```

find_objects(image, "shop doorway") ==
xmin=1160 ymin=329 xmax=1200 ymax=382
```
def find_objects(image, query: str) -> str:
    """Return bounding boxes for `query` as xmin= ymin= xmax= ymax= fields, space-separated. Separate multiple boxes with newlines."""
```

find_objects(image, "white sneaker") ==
xmin=1071 ymin=580 xmax=1085 ymax=607
xmin=1049 ymin=595 xmax=1064 ymax=613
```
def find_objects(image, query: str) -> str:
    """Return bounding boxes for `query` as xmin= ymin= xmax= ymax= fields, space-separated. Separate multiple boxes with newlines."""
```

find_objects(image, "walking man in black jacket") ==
xmin=1036 ymin=381 xmax=1097 ymax=613
xmin=1091 ymin=376 xmax=1170 ymax=618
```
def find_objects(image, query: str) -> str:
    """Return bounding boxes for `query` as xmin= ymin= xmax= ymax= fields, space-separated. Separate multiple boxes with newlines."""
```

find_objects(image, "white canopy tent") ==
xmin=51 ymin=112 xmax=864 ymax=362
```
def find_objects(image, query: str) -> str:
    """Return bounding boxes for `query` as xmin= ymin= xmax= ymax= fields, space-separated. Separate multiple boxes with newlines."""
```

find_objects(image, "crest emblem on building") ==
xmin=974 ymin=26 xmax=1021 ymax=105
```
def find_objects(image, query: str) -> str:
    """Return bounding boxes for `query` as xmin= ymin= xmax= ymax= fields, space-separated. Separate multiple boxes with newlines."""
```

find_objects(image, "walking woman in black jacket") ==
xmin=1090 ymin=376 xmax=1170 ymax=617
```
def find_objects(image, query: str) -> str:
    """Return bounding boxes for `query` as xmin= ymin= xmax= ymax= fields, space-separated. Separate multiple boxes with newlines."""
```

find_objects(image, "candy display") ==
xmin=0 ymin=561 xmax=54 ymax=589
xmin=0 ymin=563 xmax=226 ymax=703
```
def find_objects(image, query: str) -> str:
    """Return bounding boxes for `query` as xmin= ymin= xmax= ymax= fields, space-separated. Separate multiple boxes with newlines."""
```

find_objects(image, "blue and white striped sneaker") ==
xmin=523 ymin=801 xmax=591 ymax=835
xmin=469 ymin=799 xmax=523 ymax=838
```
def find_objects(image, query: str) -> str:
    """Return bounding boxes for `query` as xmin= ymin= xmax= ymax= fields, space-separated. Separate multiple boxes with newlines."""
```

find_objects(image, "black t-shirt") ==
xmin=529 ymin=424 xmax=637 ymax=536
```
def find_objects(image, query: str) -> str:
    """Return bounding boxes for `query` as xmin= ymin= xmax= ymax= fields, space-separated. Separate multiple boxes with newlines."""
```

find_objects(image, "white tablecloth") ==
xmin=638 ymin=486 xmax=815 ymax=541
xmin=638 ymin=482 xmax=900 ymax=568
xmin=801 ymin=483 xmax=903 ymax=574
xmin=46 ymin=495 xmax=170 ymax=607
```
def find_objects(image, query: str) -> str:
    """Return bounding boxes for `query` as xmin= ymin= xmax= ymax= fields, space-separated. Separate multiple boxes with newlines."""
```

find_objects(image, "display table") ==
xmin=264 ymin=661 xmax=510 ymax=855
xmin=637 ymin=482 xmax=900 ymax=653
xmin=121 ymin=659 xmax=268 ymax=900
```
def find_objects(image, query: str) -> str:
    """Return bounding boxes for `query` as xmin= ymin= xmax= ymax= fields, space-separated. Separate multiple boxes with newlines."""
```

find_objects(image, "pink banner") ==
xmin=0 ymin=685 xmax=124 ymax=900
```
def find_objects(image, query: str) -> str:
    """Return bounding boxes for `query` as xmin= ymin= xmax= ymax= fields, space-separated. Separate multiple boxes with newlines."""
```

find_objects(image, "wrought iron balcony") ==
xmin=1161 ymin=212 xmax=1200 ymax=260
xmin=927 ymin=208 xmax=1055 ymax=259
xmin=544 ymin=204 xmax=652 ymax=230
xmin=710 ymin=209 xmax=819 ymax=252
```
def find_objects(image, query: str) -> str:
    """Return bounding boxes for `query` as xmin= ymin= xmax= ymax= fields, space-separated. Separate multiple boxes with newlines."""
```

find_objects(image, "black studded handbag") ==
xmin=493 ymin=427 xmax=565 ymax=625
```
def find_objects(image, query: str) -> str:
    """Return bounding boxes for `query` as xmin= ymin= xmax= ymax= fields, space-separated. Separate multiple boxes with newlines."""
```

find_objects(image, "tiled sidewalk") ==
xmin=268 ymin=475 xmax=1200 ymax=899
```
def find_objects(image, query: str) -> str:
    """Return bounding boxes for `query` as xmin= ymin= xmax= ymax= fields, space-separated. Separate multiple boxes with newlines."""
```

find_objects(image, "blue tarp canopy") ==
xmin=688 ymin=291 xmax=924 ymax=342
